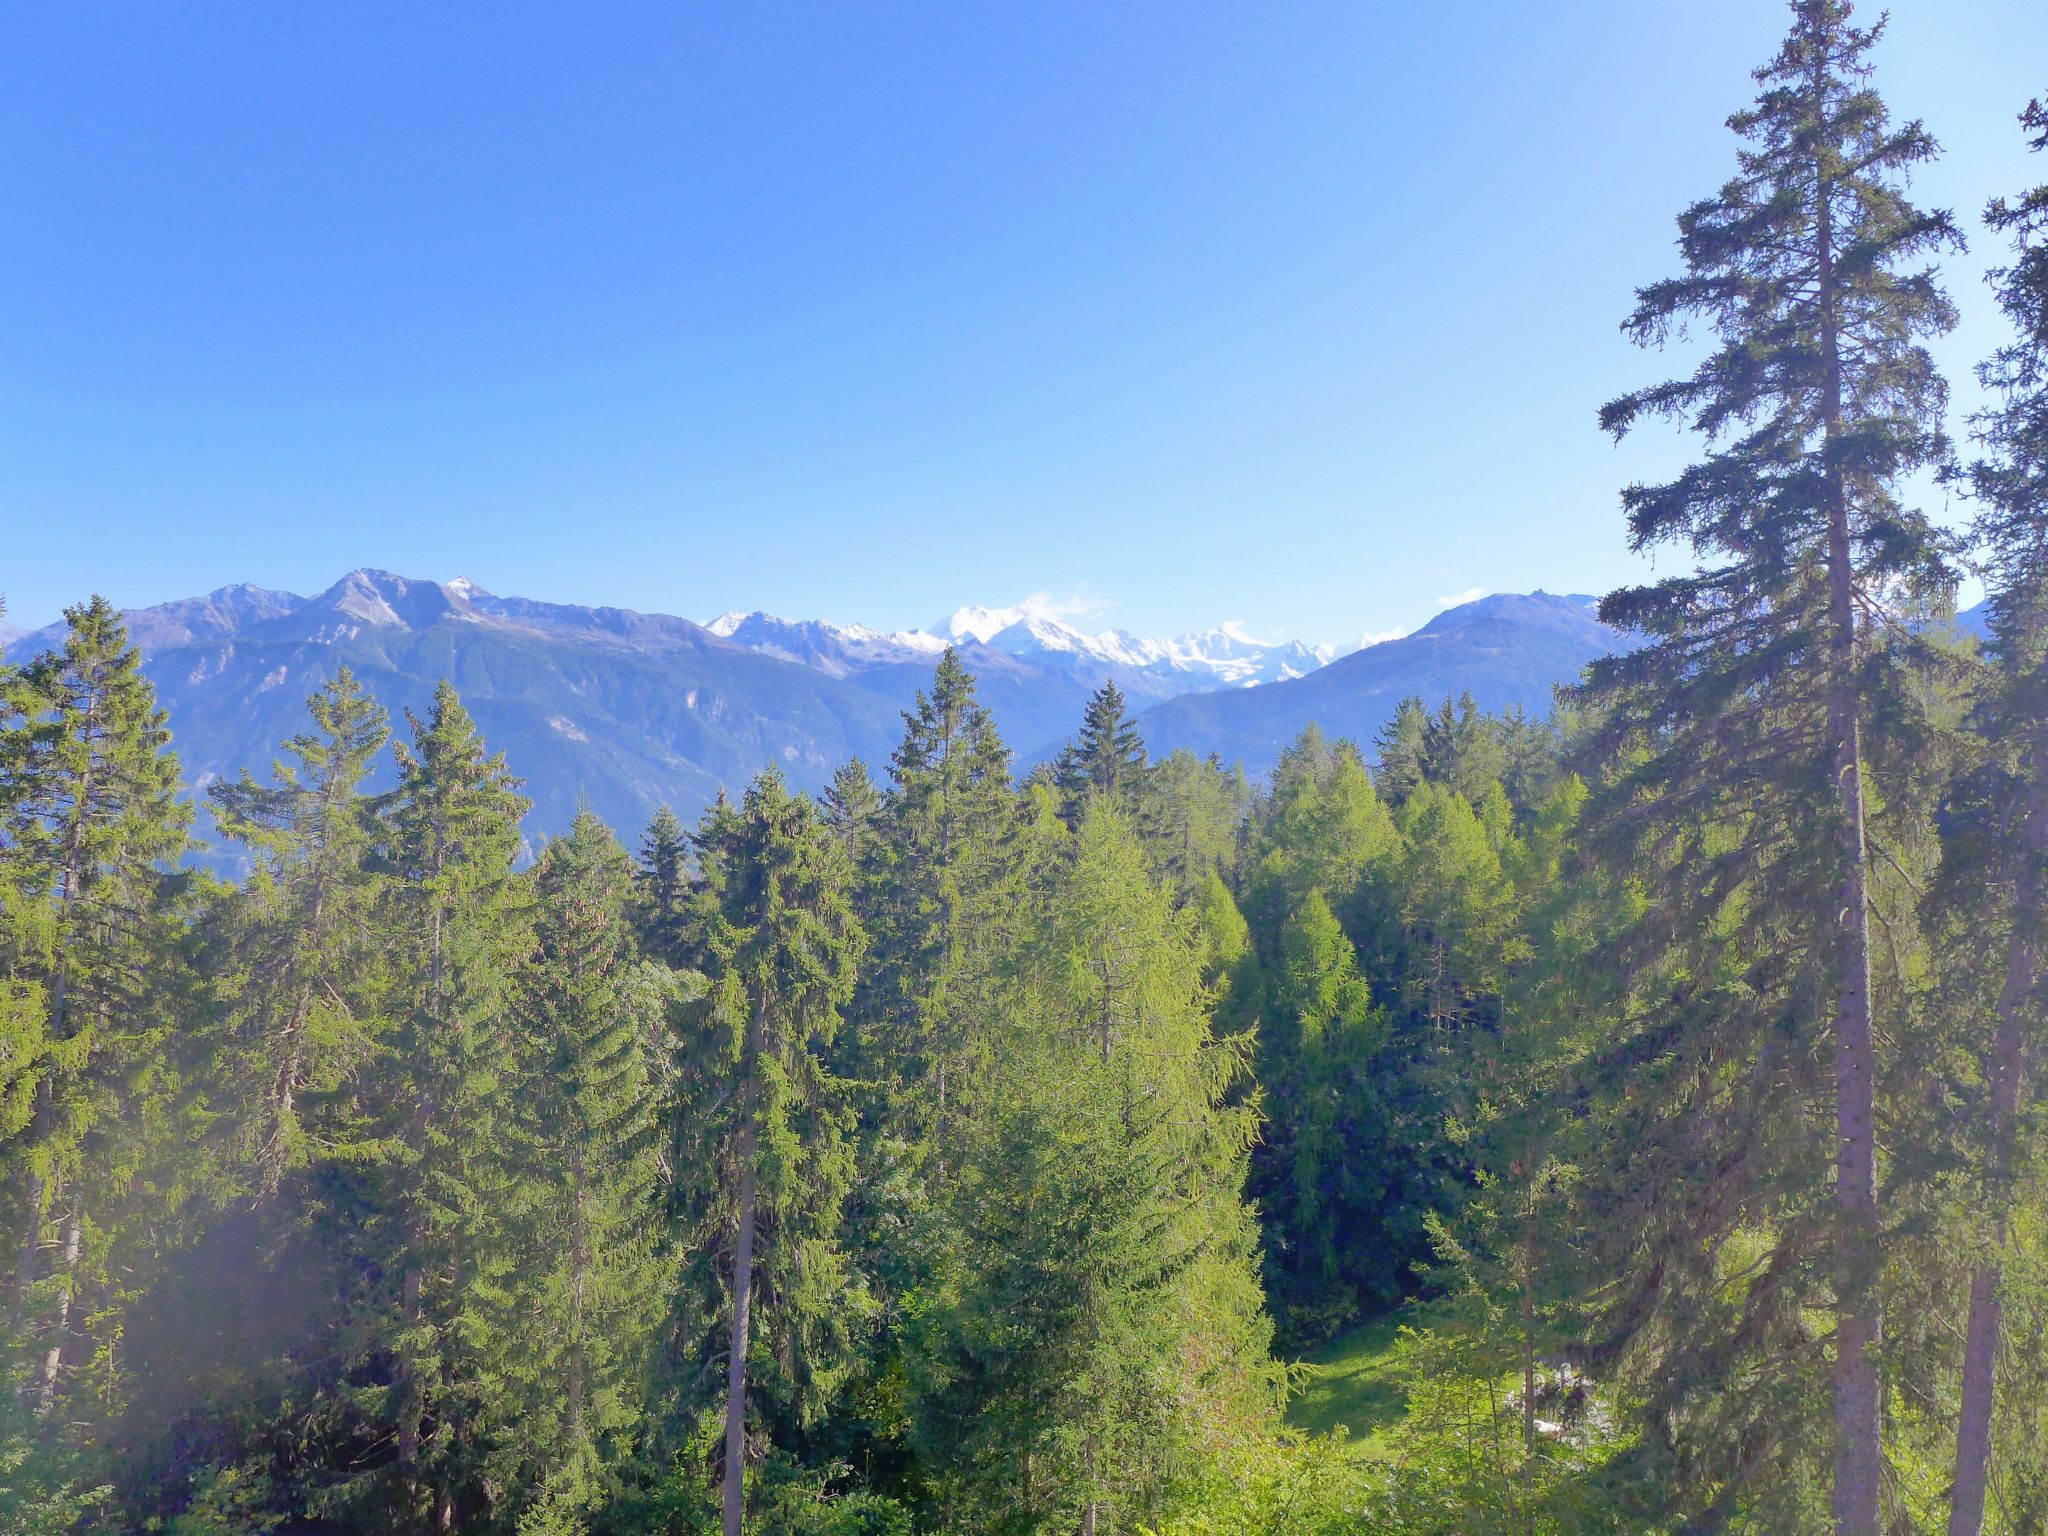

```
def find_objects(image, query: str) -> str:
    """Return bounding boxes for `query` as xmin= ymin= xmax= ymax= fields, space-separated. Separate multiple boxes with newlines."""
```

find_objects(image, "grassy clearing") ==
xmin=1285 ymin=1309 xmax=1423 ymax=1460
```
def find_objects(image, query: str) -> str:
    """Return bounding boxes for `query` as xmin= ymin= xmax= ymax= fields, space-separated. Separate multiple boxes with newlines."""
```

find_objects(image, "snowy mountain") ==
xmin=6 ymin=571 xmax=1618 ymax=857
xmin=704 ymin=601 xmax=1347 ymax=698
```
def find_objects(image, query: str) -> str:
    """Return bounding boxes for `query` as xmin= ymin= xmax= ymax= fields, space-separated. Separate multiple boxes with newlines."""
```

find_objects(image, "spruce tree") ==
xmin=868 ymin=651 xmax=1016 ymax=1166
xmin=206 ymin=668 xmax=392 ymax=1195
xmin=1944 ymin=91 xmax=2048 ymax=1536
xmin=1142 ymin=749 xmax=1246 ymax=897
xmin=818 ymin=756 xmax=883 ymax=869
xmin=0 ymin=597 xmax=189 ymax=1412
xmin=494 ymin=810 xmax=675 ymax=1532
xmin=686 ymin=767 xmax=865 ymax=1536
xmin=1372 ymin=696 xmax=1431 ymax=806
xmin=380 ymin=681 xmax=534 ymax=1530
xmin=633 ymin=804 xmax=691 ymax=956
xmin=1054 ymin=680 xmax=1148 ymax=819
xmin=1587 ymin=5 xmax=1960 ymax=1525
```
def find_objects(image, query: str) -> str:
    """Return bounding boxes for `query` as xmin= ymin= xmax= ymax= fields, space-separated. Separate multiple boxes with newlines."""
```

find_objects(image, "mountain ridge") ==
xmin=6 ymin=573 xmax=1652 ymax=853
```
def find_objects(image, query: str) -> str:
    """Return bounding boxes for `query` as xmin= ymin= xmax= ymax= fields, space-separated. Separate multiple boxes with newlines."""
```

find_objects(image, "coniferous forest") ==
xmin=6 ymin=6 xmax=2048 ymax=1534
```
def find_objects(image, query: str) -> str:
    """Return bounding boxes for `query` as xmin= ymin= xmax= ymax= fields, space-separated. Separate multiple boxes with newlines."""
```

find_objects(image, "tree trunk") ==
xmin=1816 ymin=114 xmax=1883 ymax=1536
xmin=399 ymin=1263 xmax=424 ymax=1476
xmin=1947 ymin=785 xmax=2043 ymax=1536
xmin=34 ymin=1210 xmax=81 ymax=1410
xmin=1522 ymin=1188 xmax=1538 ymax=1536
xmin=722 ymin=995 xmax=767 ymax=1536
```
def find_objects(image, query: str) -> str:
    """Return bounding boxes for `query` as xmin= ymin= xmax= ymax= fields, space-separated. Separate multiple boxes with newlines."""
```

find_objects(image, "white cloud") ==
xmin=1016 ymin=590 xmax=1111 ymax=625
xmin=1433 ymin=586 xmax=1487 ymax=609
xmin=1219 ymin=619 xmax=1274 ymax=647
xmin=1356 ymin=627 xmax=1408 ymax=648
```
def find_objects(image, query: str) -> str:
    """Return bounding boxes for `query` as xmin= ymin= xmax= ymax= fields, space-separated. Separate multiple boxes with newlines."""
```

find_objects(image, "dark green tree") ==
xmin=685 ymin=767 xmax=866 ymax=1536
xmin=1586 ymin=4 xmax=1961 ymax=1525
xmin=633 ymin=804 xmax=691 ymax=956
xmin=494 ymin=811 xmax=679 ymax=1533
xmin=1943 ymin=91 xmax=2048 ymax=1536
xmin=867 ymin=651 xmax=1017 ymax=1167
xmin=1054 ymin=680 xmax=1148 ymax=820
xmin=0 ymin=597 xmax=189 ymax=1412
xmin=381 ymin=681 xmax=535 ymax=1530
xmin=206 ymin=668 xmax=392 ymax=1195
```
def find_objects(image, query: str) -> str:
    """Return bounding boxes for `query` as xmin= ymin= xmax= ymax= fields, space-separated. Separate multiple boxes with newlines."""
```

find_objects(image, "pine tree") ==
xmin=1586 ymin=5 xmax=1961 ymax=1524
xmin=686 ymin=767 xmax=866 ymax=1536
xmin=493 ymin=811 xmax=675 ymax=1532
xmin=1054 ymin=680 xmax=1148 ymax=820
xmin=0 ymin=596 xmax=189 ymax=1412
xmin=1944 ymin=91 xmax=2048 ymax=1536
xmin=380 ymin=681 xmax=534 ymax=1530
xmin=207 ymin=668 xmax=392 ymax=1195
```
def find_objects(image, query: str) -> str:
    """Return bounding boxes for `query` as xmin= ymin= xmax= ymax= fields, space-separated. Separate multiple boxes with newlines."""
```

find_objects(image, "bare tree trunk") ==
xmin=1816 ymin=116 xmax=1882 ymax=1536
xmin=722 ymin=996 xmax=767 ymax=1536
xmin=34 ymin=1211 xmax=81 ymax=1411
xmin=1948 ymin=801 xmax=2042 ymax=1536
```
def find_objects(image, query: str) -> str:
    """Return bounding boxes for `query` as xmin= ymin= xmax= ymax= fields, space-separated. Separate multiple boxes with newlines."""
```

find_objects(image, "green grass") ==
xmin=1285 ymin=1309 xmax=1426 ymax=1460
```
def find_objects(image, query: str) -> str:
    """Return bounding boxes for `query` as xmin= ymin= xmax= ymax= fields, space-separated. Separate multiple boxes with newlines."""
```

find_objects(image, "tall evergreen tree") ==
xmin=380 ymin=681 xmax=534 ymax=1530
xmin=868 ymin=651 xmax=1017 ymax=1166
xmin=686 ymin=767 xmax=866 ymax=1536
xmin=818 ymin=757 xmax=883 ymax=870
xmin=1054 ymin=680 xmax=1148 ymax=820
xmin=1944 ymin=91 xmax=2048 ymax=1536
xmin=494 ymin=811 xmax=675 ymax=1533
xmin=632 ymin=805 xmax=691 ymax=957
xmin=206 ymin=669 xmax=392 ymax=1195
xmin=1587 ymin=4 xmax=1960 ymax=1525
xmin=0 ymin=597 xmax=189 ymax=1411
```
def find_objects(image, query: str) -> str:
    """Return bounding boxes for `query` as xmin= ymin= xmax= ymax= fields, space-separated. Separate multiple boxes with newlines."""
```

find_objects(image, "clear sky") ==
xmin=3 ymin=1 xmax=2041 ymax=643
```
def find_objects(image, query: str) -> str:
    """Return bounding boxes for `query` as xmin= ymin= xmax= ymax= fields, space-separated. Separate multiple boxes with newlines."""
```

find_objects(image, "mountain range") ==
xmin=17 ymin=573 xmax=1978 ymax=850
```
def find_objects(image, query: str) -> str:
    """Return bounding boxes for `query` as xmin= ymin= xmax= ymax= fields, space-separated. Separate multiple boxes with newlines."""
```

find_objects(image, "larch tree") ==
xmin=912 ymin=803 xmax=1278 ymax=1536
xmin=1944 ymin=90 xmax=2048 ymax=1536
xmin=1587 ymin=3 xmax=1960 ymax=1527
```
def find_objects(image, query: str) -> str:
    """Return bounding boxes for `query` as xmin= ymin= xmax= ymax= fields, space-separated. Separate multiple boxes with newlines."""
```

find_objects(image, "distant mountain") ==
xmin=1131 ymin=592 xmax=1626 ymax=775
xmin=6 ymin=571 xmax=911 ymax=859
xmin=701 ymin=603 xmax=1342 ymax=757
xmin=5 ymin=575 xmax=1622 ymax=856
xmin=1958 ymin=600 xmax=1989 ymax=640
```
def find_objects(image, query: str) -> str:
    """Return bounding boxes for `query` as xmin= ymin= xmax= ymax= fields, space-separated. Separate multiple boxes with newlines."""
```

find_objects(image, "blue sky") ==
xmin=3 ymin=1 xmax=2041 ymax=643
